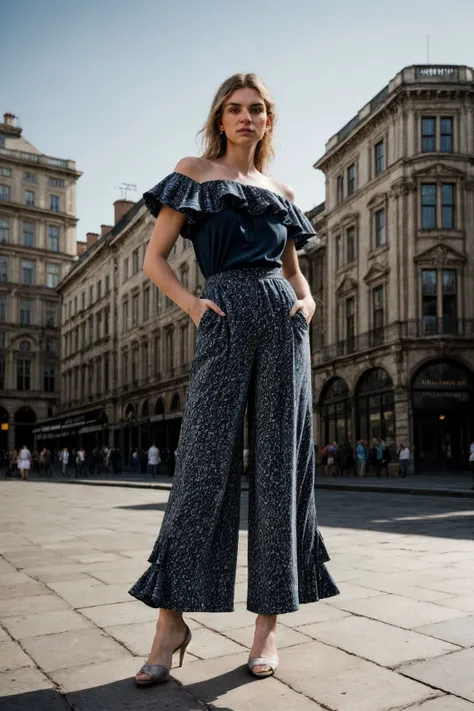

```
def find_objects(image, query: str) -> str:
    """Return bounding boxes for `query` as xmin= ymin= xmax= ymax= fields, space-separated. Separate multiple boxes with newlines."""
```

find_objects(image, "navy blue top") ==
xmin=143 ymin=172 xmax=317 ymax=279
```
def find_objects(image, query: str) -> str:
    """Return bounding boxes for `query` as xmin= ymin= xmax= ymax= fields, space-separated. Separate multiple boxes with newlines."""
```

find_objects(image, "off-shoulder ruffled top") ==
xmin=143 ymin=172 xmax=316 ymax=279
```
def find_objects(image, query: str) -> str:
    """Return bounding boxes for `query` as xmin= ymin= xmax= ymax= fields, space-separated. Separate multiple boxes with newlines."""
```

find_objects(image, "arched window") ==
xmin=141 ymin=400 xmax=149 ymax=418
xmin=355 ymin=367 xmax=394 ymax=445
xmin=19 ymin=340 xmax=31 ymax=352
xmin=170 ymin=393 xmax=181 ymax=413
xmin=319 ymin=378 xmax=351 ymax=446
xmin=154 ymin=397 xmax=165 ymax=415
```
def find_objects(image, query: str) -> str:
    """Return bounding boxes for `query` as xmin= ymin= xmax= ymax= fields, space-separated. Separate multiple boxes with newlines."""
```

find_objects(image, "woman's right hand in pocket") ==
xmin=189 ymin=298 xmax=226 ymax=328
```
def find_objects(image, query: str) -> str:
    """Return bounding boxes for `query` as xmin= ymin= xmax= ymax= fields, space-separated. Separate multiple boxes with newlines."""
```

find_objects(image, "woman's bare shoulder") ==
xmin=174 ymin=156 xmax=213 ymax=183
xmin=269 ymin=178 xmax=295 ymax=202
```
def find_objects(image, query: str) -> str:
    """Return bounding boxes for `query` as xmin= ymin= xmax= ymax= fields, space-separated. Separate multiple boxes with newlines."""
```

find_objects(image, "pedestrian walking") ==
xmin=469 ymin=440 xmax=474 ymax=490
xmin=44 ymin=448 xmax=52 ymax=477
xmin=76 ymin=448 xmax=86 ymax=478
xmin=398 ymin=443 xmax=410 ymax=477
xmin=5 ymin=449 xmax=18 ymax=478
xmin=356 ymin=440 xmax=368 ymax=477
xmin=129 ymin=73 xmax=339 ymax=687
xmin=147 ymin=444 xmax=160 ymax=477
xmin=18 ymin=445 xmax=31 ymax=481
xmin=376 ymin=438 xmax=388 ymax=477
xmin=59 ymin=448 xmax=70 ymax=477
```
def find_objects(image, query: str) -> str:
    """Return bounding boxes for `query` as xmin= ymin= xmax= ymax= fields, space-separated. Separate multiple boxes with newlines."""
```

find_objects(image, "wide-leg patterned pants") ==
xmin=129 ymin=266 xmax=339 ymax=615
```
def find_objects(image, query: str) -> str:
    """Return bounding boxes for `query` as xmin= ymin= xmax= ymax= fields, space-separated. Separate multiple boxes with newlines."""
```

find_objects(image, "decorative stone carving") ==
xmin=336 ymin=276 xmax=358 ymax=295
xmin=413 ymin=162 xmax=465 ymax=178
xmin=367 ymin=192 xmax=388 ymax=207
xmin=414 ymin=244 xmax=466 ymax=265
xmin=363 ymin=263 xmax=389 ymax=284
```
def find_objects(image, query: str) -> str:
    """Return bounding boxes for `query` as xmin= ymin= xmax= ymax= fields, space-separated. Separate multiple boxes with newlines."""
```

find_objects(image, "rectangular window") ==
xmin=132 ymin=293 xmax=139 ymax=324
xmin=89 ymin=314 xmax=93 ymax=342
xmin=104 ymin=306 xmax=109 ymax=336
xmin=0 ymin=218 xmax=8 ymax=243
xmin=421 ymin=184 xmax=437 ymax=229
xmin=17 ymin=359 xmax=31 ymax=391
xmin=442 ymin=269 xmax=456 ymax=334
xmin=143 ymin=286 xmax=150 ymax=321
xmin=375 ymin=208 xmax=386 ymax=247
xmin=0 ymin=295 xmax=6 ymax=321
xmin=21 ymin=259 xmax=34 ymax=285
xmin=346 ymin=297 xmax=355 ymax=352
xmin=97 ymin=280 xmax=102 ymax=300
xmin=50 ymin=195 xmax=60 ymax=212
xmin=81 ymin=322 xmax=86 ymax=347
xmin=346 ymin=227 xmax=356 ymax=262
xmin=23 ymin=221 xmax=35 ymax=247
xmin=335 ymin=235 xmax=342 ymax=269
xmin=0 ymin=185 xmax=11 ymax=201
xmin=373 ymin=285 xmax=384 ymax=330
xmin=347 ymin=164 xmax=356 ymax=196
xmin=154 ymin=335 xmax=160 ymax=374
xmin=0 ymin=354 xmax=4 ymax=389
xmin=48 ymin=225 xmax=60 ymax=251
xmin=0 ymin=256 xmax=7 ymax=282
xmin=96 ymin=310 xmax=102 ymax=340
xmin=422 ymin=270 xmax=437 ymax=334
xmin=24 ymin=172 xmax=37 ymax=183
xmin=20 ymin=299 xmax=33 ymax=326
xmin=122 ymin=300 xmax=128 ymax=332
xmin=81 ymin=291 xmax=85 ymax=310
xmin=46 ymin=338 xmax=58 ymax=354
xmin=44 ymin=363 xmax=56 ymax=392
xmin=25 ymin=190 xmax=35 ymax=206
xmin=180 ymin=266 xmax=189 ymax=289
xmin=132 ymin=248 xmax=139 ymax=275
xmin=104 ymin=354 xmax=109 ymax=392
xmin=440 ymin=117 xmax=453 ymax=153
xmin=48 ymin=177 xmax=65 ymax=188
xmin=0 ymin=167 xmax=12 ymax=177
xmin=105 ymin=275 xmax=110 ymax=293
xmin=47 ymin=263 xmax=60 ymax=288
xmin=422 ymin=117 xmax=436 ymax=152
xmin=89 ymin=285 xmax=94 ymax=304
xmin=123 ymin=257 xmax=129 ymax=282
xmin=375 ymin=140 xmax=385 ymax=175
xmin=441 ymin=183 xmax=455 ymax=229
xmin=0 ymin=330 xmax=4 ymax=347
xmin=132 ymin=349 xmax=138 ymax=383
xmin=45 ymin=303 xmax=57 ymax=327
xmin=122 ymin=351 xmax=128 ymax=384
xmin=336 ymin=174 xmax=344 ymax=203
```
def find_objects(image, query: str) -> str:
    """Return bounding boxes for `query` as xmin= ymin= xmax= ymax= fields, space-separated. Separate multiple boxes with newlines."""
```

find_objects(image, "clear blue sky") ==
xmin=1 ymin=0 xmax=472 ymax=239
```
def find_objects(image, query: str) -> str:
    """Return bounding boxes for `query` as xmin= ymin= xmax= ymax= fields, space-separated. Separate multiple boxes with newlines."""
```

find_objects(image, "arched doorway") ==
xmin=15 ymin=407 xmax=36 ymax=450
xmin=319 ymin=378 xmax=351 ymax=446
xmin=355 ymin=368 xmax=395 ymax=447
xmin=412 ymin=360 xmax=473 ymax=471
xmin=0 ymin=407 xmax=8 ymax=451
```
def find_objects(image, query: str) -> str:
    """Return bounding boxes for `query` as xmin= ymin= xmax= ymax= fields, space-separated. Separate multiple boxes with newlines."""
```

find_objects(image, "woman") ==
xmin=18 ymin=445 xmax=31 ymax=481
xmin=129 ymin=72 xmax=339 ymax=686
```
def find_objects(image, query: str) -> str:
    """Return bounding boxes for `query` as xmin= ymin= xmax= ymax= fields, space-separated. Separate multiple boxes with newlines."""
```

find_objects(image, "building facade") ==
xmin=34 ymin=196 xmax=206 ymax=465
xmin=0 ymin=113 xmax=81 ymax=450
xmin=308 ymin=65 xmax=474 ymax=471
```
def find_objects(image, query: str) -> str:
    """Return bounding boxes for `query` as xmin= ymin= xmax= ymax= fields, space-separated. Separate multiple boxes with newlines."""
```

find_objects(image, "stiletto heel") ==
xmin=135 ymin=623 xmax=192 ymax=686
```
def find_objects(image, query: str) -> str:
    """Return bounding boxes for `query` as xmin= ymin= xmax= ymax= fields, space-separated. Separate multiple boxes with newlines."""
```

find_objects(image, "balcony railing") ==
xmin=0 ymin=146 xmax=72 ymax=169
xmin=415 ymin=65 xmax=459 ymax=80
xmin=317 ymin=319 xmax=474 ymax=363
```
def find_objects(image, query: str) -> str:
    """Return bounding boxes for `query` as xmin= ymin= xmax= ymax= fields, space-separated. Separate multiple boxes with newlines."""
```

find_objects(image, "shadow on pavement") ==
xmin=2 ymin=672 xmax=249 ymax=711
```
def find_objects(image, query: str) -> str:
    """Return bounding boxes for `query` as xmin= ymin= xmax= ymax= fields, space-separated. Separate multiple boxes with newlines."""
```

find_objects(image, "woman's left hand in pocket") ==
xmin=289 ymin=296 xmax=316 ymax=324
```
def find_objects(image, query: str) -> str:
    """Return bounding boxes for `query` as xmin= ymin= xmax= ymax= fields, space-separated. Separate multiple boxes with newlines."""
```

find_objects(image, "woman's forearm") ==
xmin=144 ymin=255 xmax=197 ymax=316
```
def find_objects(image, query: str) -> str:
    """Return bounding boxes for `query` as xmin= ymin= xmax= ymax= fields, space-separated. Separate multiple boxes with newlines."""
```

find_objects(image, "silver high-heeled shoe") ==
xmin=135 ymin=624 xmax=192 ymax=686
xmin=247 ymin=655 xmax=279 ymax=678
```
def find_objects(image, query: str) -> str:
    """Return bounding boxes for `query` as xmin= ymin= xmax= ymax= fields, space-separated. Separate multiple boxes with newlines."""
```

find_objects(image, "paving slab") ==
xmin=331 ymin=593 xmax=467 ymax=629
xmin=437 ymin=596 xmax=474 ymax=613
xmin=187 ymin=604 xmax=256 ymax=632
xmin=297 ymin=615 xmax=459 ymax=667
xmin=0 ymin=640 xmax=35 ymax=673
xmin=414 ymin=615 xmax=474 ymax=648
xmin=404 ymin=697 xmax=474 ymax=710
xmin=79 ymin=600 xmax=159 ymax=627
xmin=172 ymin=651 xmax=325 ymax=710
xmin=20 ymin=628 xmax=131 ymax=673
xmin=281 ymin=601 xmax=351 ymax=627
xmin=0 ymin=666 xmax=54 ymax=696
xmin=182 ymin=626 xmax=247 ymax=660
xmin=0 ymin=573 xmax=35 ymax=586
xmin=276 ymin=640 xmax=436 ymax=711
xmin=401 ymin=648 xmax=474 ymax=702
xmin=52 ymin=583 xmax=133 ymax=608
xmin=3 ymin=610 xmax=94 ymax=640
xmin=0 ymin=595 xmax=70 ymax=620
xmin=0 ymin=582 xmax=53 ymax=601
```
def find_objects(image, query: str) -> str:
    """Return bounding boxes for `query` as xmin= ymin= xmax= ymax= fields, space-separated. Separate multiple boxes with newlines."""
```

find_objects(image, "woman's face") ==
xmin=219 ymin=87 xmax=271 ymax=146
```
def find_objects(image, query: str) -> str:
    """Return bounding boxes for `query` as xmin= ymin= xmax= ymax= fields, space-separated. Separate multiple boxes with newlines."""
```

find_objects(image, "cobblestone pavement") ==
xmin=0 ymin=481 xmax=473 ymax=711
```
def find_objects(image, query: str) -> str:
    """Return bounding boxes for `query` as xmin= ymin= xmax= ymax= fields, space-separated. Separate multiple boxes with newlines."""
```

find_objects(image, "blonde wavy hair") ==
xmin=199 ymin=73 xmax=276 ymax=173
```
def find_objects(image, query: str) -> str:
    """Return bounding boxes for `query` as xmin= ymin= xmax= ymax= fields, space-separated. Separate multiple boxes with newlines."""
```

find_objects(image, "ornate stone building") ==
xmin=308 ymin=65 xmax=474 ymax=471
xmin=35 ymin=196 xmax=204 ymax=464
xmin=0 ymin=113 xmax=81 ymax=450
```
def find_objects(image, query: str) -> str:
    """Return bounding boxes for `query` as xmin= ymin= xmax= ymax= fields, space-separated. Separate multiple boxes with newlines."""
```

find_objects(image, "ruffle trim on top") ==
xmin=142 ymin=171 xmax=317 ymax=250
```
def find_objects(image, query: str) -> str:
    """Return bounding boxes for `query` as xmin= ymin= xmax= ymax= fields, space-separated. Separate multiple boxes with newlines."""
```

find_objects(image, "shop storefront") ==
xmin=320 ymin=378 xmax=352 ymax=445
xmin=412 ymin=360 xmax=473 ymax=471
xmin=355 ymin=367 xmax=395 ymax=447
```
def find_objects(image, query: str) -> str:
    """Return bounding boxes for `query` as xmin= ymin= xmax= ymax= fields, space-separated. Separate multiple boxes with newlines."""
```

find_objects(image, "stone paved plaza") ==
xmin=0 ymin=480 xmax=473 ymax=711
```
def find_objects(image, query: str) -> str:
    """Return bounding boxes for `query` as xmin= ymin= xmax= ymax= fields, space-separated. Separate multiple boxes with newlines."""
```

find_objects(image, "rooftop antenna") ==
xmin=115 ymin=182 xmax=137 ymax=200
xmin=426 ymin=35 xmax=430 ymax=64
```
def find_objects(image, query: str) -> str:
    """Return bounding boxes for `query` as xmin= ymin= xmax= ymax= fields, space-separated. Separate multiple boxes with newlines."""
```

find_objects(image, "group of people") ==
xmin=318 ymin=439 xmax=411 ymax=478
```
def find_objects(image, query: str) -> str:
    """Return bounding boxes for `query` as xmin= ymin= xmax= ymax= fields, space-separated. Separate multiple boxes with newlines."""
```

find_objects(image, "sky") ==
xmin=1 ymin=0 xmax=473 ymax=239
